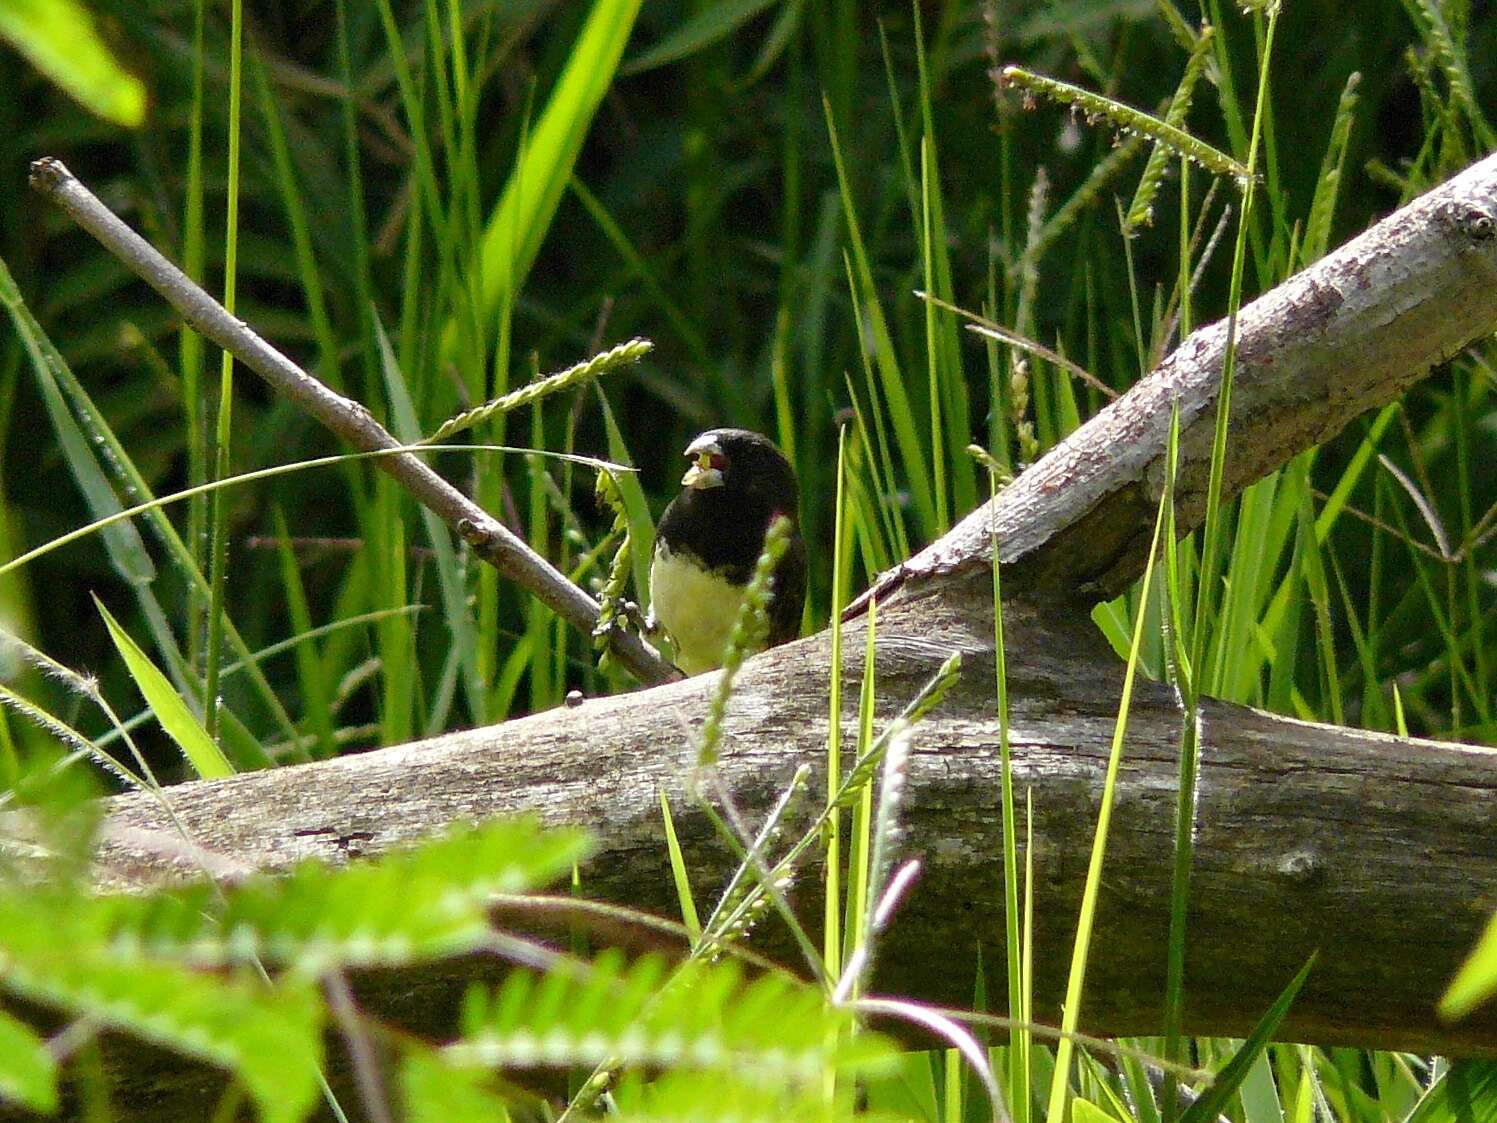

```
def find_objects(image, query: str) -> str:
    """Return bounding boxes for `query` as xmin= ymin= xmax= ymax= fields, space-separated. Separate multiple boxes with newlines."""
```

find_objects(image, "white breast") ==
xmin=649 ymin=543 xmax=748 ymax=675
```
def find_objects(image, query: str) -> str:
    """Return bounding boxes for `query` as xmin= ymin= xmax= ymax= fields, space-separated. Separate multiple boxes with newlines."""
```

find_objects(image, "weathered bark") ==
xmin=89 ymin=583 xmax=1497 ymax=1059
xmin=23 ymin=146 xmax=1497 ymax=1118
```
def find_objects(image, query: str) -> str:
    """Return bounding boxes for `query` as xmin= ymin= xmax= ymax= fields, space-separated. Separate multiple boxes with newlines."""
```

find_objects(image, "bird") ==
xmin=649 ymin=428 xmax=807 ymax=675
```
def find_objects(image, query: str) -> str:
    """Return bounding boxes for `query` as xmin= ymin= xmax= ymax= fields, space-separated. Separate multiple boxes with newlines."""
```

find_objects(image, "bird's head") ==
xmin=680 ymin=429 xmax=798 ymax=511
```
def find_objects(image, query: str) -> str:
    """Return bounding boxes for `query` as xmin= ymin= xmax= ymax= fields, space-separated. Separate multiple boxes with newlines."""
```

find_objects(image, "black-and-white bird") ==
xmin=649 ymin=429 xmax=806 ymax=675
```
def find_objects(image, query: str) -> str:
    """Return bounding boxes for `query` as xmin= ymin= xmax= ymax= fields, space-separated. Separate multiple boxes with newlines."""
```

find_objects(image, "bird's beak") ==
xmin=681 ymin=437 xmax=725 ymax=489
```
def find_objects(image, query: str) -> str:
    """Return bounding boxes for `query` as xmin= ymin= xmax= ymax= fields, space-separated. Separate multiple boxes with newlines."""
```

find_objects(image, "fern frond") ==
xmin=233 ymin=818 xmax=590 ymax=970
xmin=401 ymin=1050 xmax=515 ymax=1123
xmin=447 ymin=952 xmax=894 ymax=1083
xmin=106 ymin=818 xmax=590 ymax=973
xmin=0 ymin=893 xmax=322 ymax=1123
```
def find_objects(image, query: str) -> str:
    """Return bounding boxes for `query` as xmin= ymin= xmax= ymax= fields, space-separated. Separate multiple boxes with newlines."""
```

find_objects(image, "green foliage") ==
xmin=825 ymin=98 xmax=937 ymax=538
xmin=449 ymin=951 xmax=894 ymax=1081
xmin=466 ymin=0 xmax=645 ymax=345
xmin=1074 ymin=1101 xmax=1125 ymax=1123
xmin=608 ymin=1069 xmax=903 ymax=1122
xmin=0 ymin=0 xmax=145 ymax=125
xmin=1404 ymin=1062 xmax=1497 ymax=1123
xmin=400 ymin=1050 xmax=514 ymax=1123
xmin=622 ymin=0 xmax=780 ymax=76
xmin=1440 ymin=910 xmax=1497 ymax=1021
xmin=0 ymin=887 xmax=324 ymax=1123
xmin=0 ymin=255 xmax=155 ymax=590
xmin=1177 ymin=955 xmax=1316 ymax=1123
xmin=0 ymin=1009 xmax=56 ymax=1113
xmin=5 ymin=0 xmax=1497 ymax=1119
xmin=1300 ymin=72 xmax=1362 ymax=266
xmin=102 ymin=817 xmax=591 ymax=971
xmin=1 ymin=813 xmax=896 ymax=1122
xmin=593 ymin=465 xmax=638 ymax=669
xmin=1046 ymin=404 xmax=1175 ymax=1123
xmin=831 ymin=651 xmax=961 ymax=811
xmin=658 ymin=787 xmax=702 ymax=939
xmin=699 ymin=760 xmax=813 ymax=950
xmin=1124 ymin=25 xmax=1217 ymax=232
xmin=427 ymin=338 xmax=653 ymax=443
xmin=1001 ymin=66 xmax=1248 ymax=183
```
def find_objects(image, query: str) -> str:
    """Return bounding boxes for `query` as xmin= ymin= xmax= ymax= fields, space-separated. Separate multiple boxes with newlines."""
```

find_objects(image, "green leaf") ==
xmin=824 ymin=100 xmax=936 ymax=537
xmin=1046 ymin=460 xmax=1173 ymax=1122
xmin=596 ymin=390 xmax=656 ymax=612
xmin=375 ymin=314 xmax=483 ymax=725
xmin=401 ymin=1051 xmax=514 ymax=1123
xmin=1072 ymin=1100 xmax=1123 ymax=1123
xmin=659 ymin=791 xmax=701 ymax=940
xmin=609 ymin=1068 xmax=881 ymax=1122
xmin=0 ymin=251 xmax=294 ymax=763
xmin=271 ymin=511 xmax=337 ymax=759
xmin=622 ymin=0 xmax=779 ymax=75
xmin=0 ymin=256 xmax=155 ymax=588
xmin=1441 ymin=909 xmax=1497 ymax=1020
xmin=0 ymin=1008 xmax=56 ymax=1113
xmin=464 ymin=0 xmax=643 ymax=348
xmin=94 ymin=597 xmax=233 ymax=780
xmin=0 ymin=892 xmax=322 ymax=1123
xmin=1179 ymin=954 xmax=1316 ymax=1123
xmin=224 ymin=818 xmax=590 ymax=972
xmin=1404 ymin=1061 xmax=1497 ymax=1123
xmin=0 ymin=0 xmax=146 ymax=126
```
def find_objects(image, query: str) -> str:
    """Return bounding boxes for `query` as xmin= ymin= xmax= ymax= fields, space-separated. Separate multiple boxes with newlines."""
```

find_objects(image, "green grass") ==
xmin=2 ymin=0 xmax=1497 ymax=1119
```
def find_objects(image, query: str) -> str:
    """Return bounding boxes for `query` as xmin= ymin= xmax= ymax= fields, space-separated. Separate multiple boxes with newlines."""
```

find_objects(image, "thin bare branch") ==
xmin=28 ymin=158 xmax=677 ymax=687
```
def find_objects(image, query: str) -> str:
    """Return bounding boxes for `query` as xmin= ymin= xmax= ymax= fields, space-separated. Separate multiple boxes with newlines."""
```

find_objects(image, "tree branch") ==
xmin=27 ymin=157 xmax=677 ymax=688
xmin=852 ymin=149 xmax=1497 ymax=611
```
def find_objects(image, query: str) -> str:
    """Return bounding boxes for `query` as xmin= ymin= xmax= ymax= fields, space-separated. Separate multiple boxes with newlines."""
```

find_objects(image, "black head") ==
xmin=678 ymin=428 xmax=799 ymax=517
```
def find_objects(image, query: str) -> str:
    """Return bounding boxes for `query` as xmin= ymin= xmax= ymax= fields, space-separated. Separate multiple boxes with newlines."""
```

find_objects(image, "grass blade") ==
xmin=1178 ymin=954 xmax=1317 ymax=1123
xmin=462 ymin=0 xmax=644 ymax=351
xmin=96 ymin=597 xmax=233 ymax=780
xmin=1045 ymin=416 xmax=1173 ymax=1123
